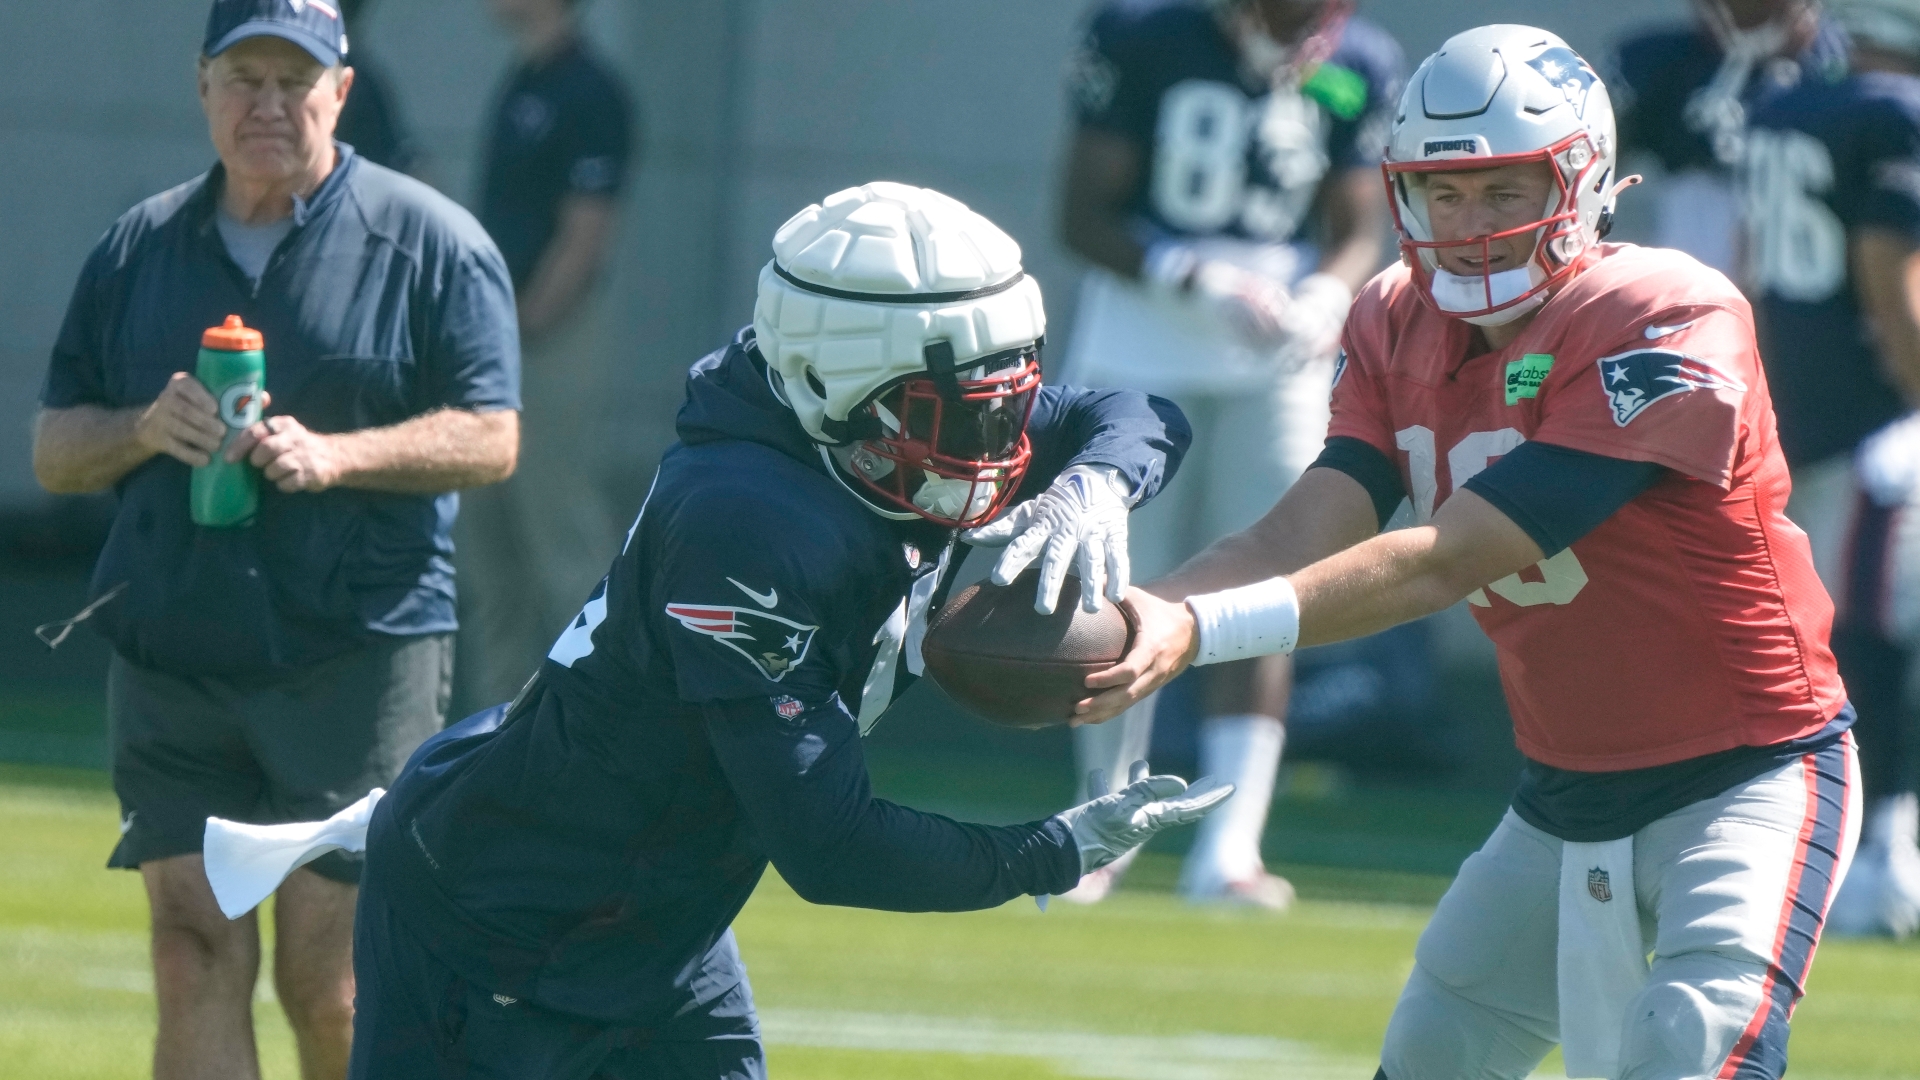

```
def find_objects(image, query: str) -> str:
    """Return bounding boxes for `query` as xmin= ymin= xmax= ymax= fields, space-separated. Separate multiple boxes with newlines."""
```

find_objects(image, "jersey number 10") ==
xmin=1395 ymin=425 xmax=1589 ymax=609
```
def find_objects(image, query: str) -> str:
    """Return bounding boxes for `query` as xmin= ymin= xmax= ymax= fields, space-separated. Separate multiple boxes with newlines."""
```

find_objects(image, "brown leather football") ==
xmin=921 ymin=568 xmax=1135 ymax=728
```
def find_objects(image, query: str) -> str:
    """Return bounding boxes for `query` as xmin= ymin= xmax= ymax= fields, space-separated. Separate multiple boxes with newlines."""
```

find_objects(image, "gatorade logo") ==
xmin=220 ymin=383 xmax=263 ymax=430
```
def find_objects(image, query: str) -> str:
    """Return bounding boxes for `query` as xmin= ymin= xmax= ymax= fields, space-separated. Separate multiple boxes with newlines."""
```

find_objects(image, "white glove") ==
xmin=1149 ymin=241 xmax=1346 ymax=355
xmin=1189 ymin=260 xmax=1296 ymax=351
xmin=1272 ymin=272 xmax=1352 ymax=371
xmin=1054 ymin=760 xmax=1235 ymax=873
xmin=961 ymin=464 xmax=1133 ymax=615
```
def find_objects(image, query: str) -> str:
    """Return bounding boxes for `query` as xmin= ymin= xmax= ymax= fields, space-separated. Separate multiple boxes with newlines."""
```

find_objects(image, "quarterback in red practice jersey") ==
xmin=1080 ymin=25 xmax=1861 ymax=1080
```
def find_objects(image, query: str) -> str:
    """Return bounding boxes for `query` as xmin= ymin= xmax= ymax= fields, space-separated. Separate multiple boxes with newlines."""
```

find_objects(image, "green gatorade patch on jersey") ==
xmin=1303 ymin=62 xmax=1369 ymax=121
xmin=1505 ymin=354 xmax=1554 ymax=405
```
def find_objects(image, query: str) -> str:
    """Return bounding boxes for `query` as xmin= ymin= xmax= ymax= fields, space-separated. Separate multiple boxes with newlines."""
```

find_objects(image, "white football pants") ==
xmin=1380 ymin=736 xmax=1861 ymax=1080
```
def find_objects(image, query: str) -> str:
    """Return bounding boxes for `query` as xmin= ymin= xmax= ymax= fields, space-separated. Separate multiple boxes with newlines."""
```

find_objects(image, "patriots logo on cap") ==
xmin=1527 ymin=47 xmax=1598 ymax=120
xmin=665 ymin=602 xmax=818 ymax=681
xmin=1596 ymin=348 xmax=1746 ymax=427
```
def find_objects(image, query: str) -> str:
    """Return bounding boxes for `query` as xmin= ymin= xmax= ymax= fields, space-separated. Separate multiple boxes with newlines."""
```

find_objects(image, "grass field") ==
xmin=3 ymin=763 xmax=1918 ymax=1079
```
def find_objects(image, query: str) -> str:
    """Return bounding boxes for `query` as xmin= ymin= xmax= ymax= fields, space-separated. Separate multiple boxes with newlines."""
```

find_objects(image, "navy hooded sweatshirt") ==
xmin=363 ymin=329 xmax=1190 ymax=1028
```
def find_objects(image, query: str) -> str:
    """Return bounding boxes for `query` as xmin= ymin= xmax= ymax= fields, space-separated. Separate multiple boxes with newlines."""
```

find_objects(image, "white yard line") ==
xmin=759 ymin=1008 xmax=1379 ymax=1080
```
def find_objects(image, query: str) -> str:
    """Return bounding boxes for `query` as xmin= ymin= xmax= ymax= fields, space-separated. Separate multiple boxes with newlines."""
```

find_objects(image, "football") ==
xmin=921 ymin=568 xmax=1135 ymax=728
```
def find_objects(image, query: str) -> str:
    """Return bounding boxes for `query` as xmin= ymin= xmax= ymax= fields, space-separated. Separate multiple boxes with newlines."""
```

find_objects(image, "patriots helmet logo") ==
xmin=1527 ymin=47 xmax=1599 ymax=120
xmin=1597 ymin=348 xmax=1747 ymax=427
xmin=665 ymin=602 xmax=819 ymax=681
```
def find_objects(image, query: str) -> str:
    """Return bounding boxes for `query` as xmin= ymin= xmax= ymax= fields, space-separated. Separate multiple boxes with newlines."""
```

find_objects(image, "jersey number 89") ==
xmin=1152 ymin=80 xmax=1326 ymax=240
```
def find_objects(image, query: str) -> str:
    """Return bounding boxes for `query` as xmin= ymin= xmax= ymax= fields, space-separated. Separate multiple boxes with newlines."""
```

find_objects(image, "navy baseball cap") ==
xmin=204 ymin=0 xmax=349 ymax=67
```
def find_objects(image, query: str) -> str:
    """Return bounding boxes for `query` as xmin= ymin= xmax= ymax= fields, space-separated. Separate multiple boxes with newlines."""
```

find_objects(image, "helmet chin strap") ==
xmin=1430 ymin=265 xmax=1548 ymax=327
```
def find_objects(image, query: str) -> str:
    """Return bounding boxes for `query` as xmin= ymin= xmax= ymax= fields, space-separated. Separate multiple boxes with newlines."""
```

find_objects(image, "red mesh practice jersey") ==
xmin=1332 ymin=245 xmax=1846 ymax=770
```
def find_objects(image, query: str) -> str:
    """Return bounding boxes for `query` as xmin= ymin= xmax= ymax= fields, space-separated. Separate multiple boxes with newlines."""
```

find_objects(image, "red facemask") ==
xmin=840 ymin=346 xmax=1042 ymax=529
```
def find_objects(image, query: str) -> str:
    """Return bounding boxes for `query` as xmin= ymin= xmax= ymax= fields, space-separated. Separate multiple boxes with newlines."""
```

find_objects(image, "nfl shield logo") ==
xmin=1588 ymin=867 xmax=1613 ymax=903
xmin=771 ymin=695 xmax=805 ymax=721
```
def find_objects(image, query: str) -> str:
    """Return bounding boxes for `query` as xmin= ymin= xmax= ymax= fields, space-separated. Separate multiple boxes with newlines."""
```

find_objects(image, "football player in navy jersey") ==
xmin=1055 ymin=0 xmax=1402 ymax=907
xmin=1611 ymin=1 xmax=1845 ymax=274
xmin=273 ymin=183 xmax=1230 ymax=1080
xmin=1742 ymin=0 xmax=1920 ymax=938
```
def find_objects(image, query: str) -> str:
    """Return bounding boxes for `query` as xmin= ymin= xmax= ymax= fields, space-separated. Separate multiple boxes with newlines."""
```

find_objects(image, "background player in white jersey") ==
xmin=1740 ymin=0 xmax=1920 ymax=938
xmin=1050 ymin=0 xmax=1402 ymax=906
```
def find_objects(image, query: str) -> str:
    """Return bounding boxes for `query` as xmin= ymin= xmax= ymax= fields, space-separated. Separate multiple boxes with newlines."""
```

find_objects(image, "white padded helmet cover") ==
xmin=1387 ymin=25 xmax=1619 ymax=256
xmin=753 ymin=182 xmax=1047 ymax=445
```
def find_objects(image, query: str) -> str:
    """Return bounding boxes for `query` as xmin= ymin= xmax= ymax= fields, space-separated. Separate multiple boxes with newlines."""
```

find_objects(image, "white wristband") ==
xmin=1185 ymin=577 xmax=1300 ymax=665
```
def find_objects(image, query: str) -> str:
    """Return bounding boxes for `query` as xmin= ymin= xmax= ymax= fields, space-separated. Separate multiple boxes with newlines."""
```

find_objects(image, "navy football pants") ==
xmin=346 ymin=882 xmax=766 ymax=1080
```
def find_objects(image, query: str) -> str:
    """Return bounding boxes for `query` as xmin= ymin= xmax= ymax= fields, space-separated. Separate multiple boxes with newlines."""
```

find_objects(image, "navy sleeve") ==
xmin=1017 ymin=384 xmax=1191 ymax=506
xmin=1068 ymin=9 xmax=1156 ymax=143
xmin=703 ymin=694 xmax=1081 ymax=910
xmin=560 ymin=75 xmax=633 ymax=199
xmin=652 ymin=492 xmax=843 ymax=704
xmin=1462 ymin=441 xmax=1665 ymax=557
xmin=41 ymin=240 xmax=112 ymax=409
xmin=1851 ymin=99 xmax=1920 ymax=239
xmin=1309 ymin=435 xmax=1404 ymax=530
xmin=421 ymin=248 xmax=521 ymax=412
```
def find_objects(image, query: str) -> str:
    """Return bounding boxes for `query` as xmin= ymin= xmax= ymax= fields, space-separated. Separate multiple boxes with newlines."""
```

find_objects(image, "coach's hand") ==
xmin=1075 ymin=587 xmax=1197 ymax=724
xmin=135 ymin=372 xmax=227 ymax=468
xmin=1054 ymin=759 xmax=1233 ymax=873
xmin=227 ymin=400 xmax=346 ymax=492
xmin=962 ymin=464 xmax=1132 ymax=615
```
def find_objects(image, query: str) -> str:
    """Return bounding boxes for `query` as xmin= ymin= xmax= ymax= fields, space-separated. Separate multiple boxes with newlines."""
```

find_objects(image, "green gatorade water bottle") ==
xmin=190 ymin=315 xmax=266 ymax=527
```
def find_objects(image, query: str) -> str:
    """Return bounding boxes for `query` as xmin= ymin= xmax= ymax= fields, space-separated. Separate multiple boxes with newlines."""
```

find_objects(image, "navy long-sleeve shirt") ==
xmin=367 ymin=329 xmax=1189 ymax=1027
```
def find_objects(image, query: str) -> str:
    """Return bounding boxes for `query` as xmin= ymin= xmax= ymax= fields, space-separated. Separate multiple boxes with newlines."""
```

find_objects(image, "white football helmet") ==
xmin=753 ymin=182 xmax=1047 ymax=527
xmin=1383 ymin=26 xmax=1626 ymax=325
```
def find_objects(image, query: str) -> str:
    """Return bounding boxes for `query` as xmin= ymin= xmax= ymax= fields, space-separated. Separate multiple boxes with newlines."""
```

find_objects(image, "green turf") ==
xmin=2 ymin=763 xmax=1917 ymax=1079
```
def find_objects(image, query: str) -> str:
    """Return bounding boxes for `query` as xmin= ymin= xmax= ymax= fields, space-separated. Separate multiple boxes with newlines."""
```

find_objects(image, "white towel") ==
xmin=202 ymin=789 xmax=385 ymax=919
xmin=1557 ymin=837 xmax=1649 ymax=1079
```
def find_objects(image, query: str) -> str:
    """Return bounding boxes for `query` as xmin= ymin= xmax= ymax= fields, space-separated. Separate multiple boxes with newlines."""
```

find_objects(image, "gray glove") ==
xmin=1054 ymin=759 xmax=1235 ymax=873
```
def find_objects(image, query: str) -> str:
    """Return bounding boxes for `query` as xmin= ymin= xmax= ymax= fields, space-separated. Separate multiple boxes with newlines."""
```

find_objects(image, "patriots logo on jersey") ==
xmin=1596 ymin=348 xmax=1747 ymax=427
xmin=665 ymin=603 xmax=819 ymax=681
xmin=1527 ymin=47 xmax=1599 ymax=120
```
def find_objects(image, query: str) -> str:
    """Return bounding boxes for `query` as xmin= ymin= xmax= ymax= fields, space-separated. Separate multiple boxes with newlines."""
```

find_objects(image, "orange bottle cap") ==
xmin=202 ymin=315 xmax=264 ymax=351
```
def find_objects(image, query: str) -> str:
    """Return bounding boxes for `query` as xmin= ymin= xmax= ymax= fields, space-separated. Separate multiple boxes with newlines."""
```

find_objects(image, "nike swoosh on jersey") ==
xmin=727 ymin=578 xmax=778 ymax=609
xmin=1643 ymin=319 xmax=1698 ymax=340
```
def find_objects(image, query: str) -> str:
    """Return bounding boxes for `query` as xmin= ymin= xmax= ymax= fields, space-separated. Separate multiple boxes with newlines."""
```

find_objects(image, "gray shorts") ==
xmin=107 ymin=633 xmax=452 ymax=882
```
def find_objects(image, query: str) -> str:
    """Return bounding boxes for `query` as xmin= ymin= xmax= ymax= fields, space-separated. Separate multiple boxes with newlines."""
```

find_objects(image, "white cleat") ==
xmin=1828 ymin=794 xmax=1920 ymax=939
xmin=1182 ymin=870 xmax=1297 ymax=912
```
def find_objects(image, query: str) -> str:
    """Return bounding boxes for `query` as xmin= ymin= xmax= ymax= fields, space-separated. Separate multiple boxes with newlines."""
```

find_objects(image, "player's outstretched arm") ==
xmin=704 ymin=695 xmax=1083 ymax=911
xmin=1154 ymin=465 xmax=1383 ymax=599
xmin=1076 ymin=488 xmax=1542 ymax=722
